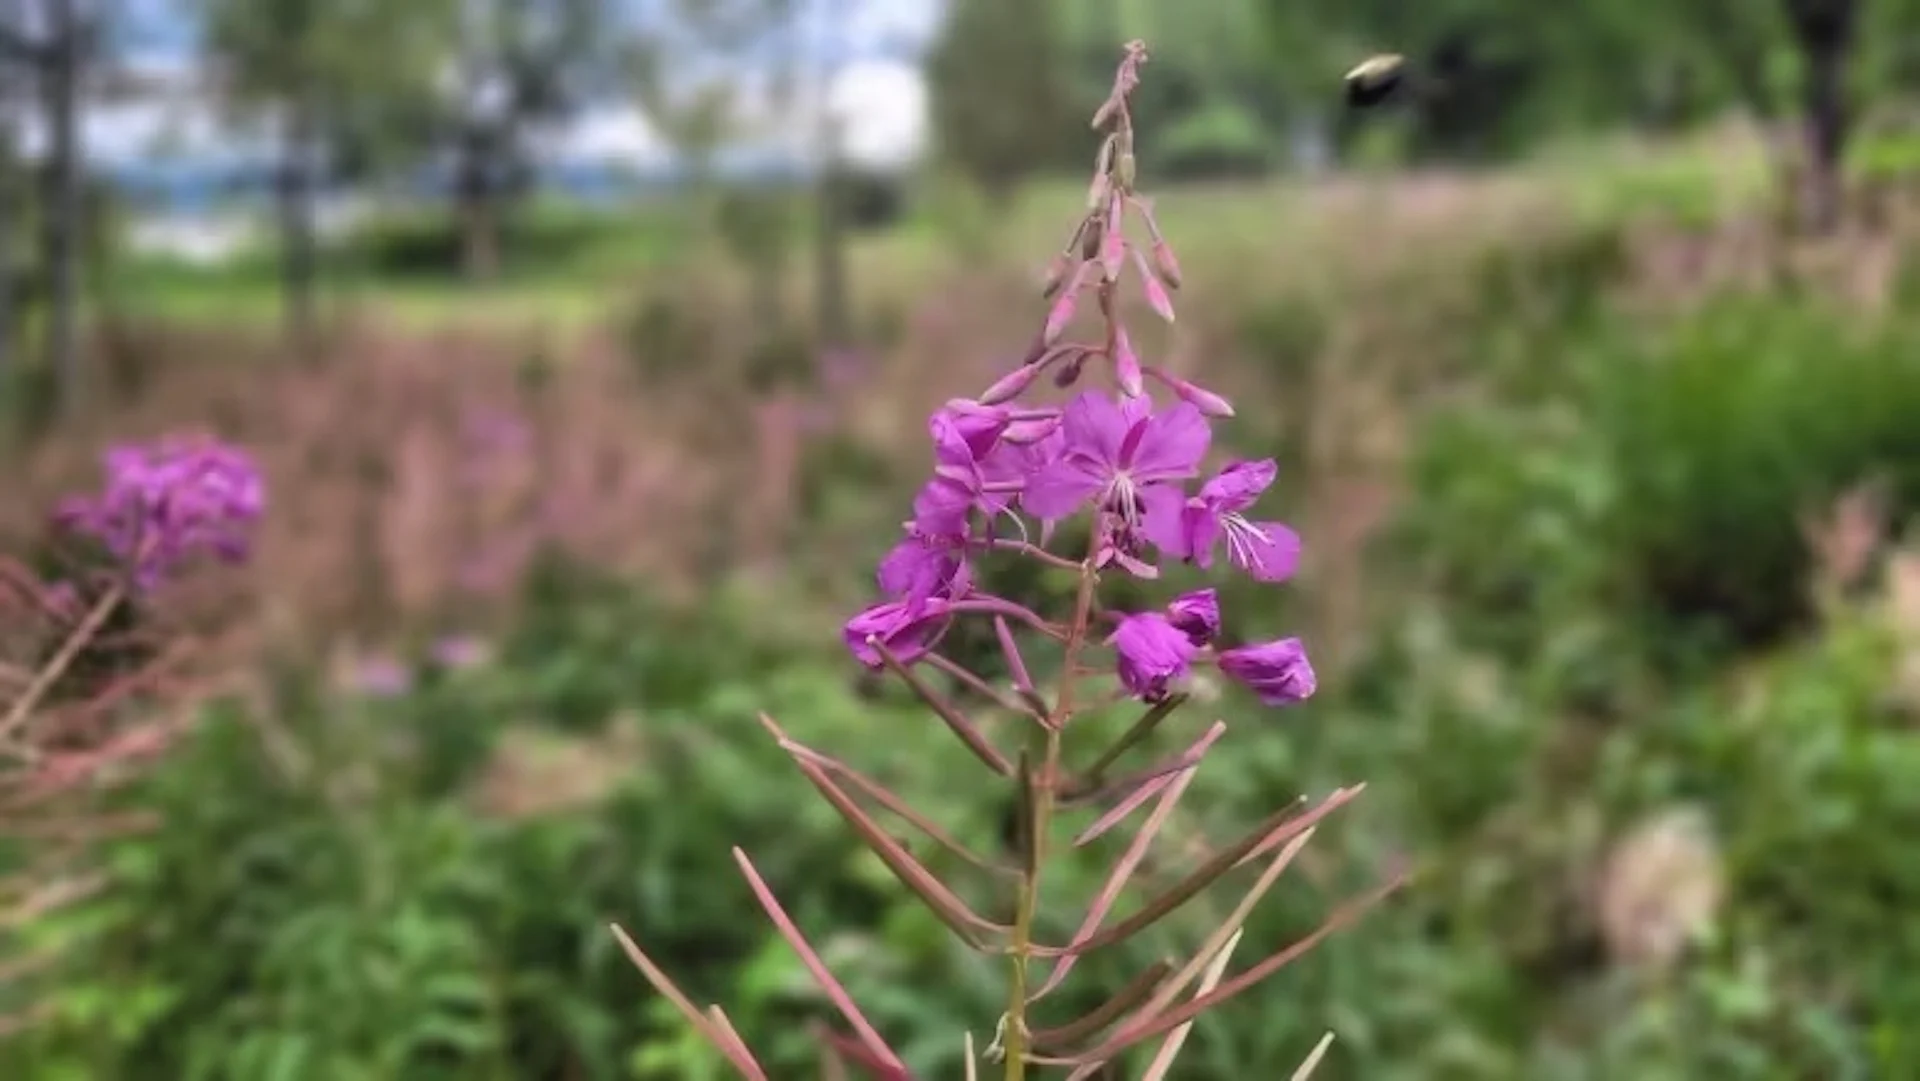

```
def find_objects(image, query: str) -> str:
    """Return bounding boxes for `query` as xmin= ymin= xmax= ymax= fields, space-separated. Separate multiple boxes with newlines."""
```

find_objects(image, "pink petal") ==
xmin=1200 ymin=459 xmax=1277 ymax=512
xmin=1232 ymin=520 xmax=1302 ymax=583
xmin=1130 ymin=402 xmax=1210 ymax=482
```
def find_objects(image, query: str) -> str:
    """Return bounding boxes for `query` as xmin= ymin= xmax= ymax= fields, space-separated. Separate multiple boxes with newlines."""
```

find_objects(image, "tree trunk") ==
xmin=456 ymin=134 xmax=499 ymax=283
xmin=0 ymin=104 xmax=16 ymax=396
xmin=812 ymin=119 xmax=849 ymax=347
xmin=277 ymin=94 xmax=320 ymax=361
xmin=1785 ymin=0 xmax=1860 ymax=235
xmin=40 ymin=0 xmax=80 ymax=415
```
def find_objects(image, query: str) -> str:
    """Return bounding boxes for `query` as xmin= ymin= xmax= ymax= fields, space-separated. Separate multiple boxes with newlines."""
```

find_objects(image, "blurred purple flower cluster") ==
xmin=56 ymin=435 xmax=265 ymax=589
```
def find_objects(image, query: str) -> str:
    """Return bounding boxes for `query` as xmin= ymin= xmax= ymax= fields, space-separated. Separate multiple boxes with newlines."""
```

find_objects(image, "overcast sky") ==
xmin=26 ymin=0 xmax=940 ymax=174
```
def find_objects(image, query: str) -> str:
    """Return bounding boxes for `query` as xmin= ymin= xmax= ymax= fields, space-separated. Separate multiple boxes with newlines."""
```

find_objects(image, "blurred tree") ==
xmin=430 ymin=0 xmax=624 ymax=283
xmin=195 ymin=0 xmax=446 ymax=359
xmin=925 ymin=0 xmax=1079 ymax=201
xmin=0 ymin=0 xmax=97 ymax=416
xmin=1782 ymin=0 xmax=1862 ymax=232
xmin=0 ymin=0 xmax=26 ymax=394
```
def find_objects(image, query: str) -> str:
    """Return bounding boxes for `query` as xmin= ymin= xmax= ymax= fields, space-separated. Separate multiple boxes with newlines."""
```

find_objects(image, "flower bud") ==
xmin=1148 ymin=367 xmax=1234 ymax=417
xmin=1112 ymin=325 xmax=1144 ymax=398
xmin=1087 ymin=171 xmax=1111 ymax=212
xmin=1040 ymin=252 xmax=1073 ymax=298
xmin=1151 ymin=239 xmax=1183 ymax=290
xmin=1117 ymin=151 xmax=1136 ymax=191
xmin=980 ymin=362 xmax=1044 ymax=405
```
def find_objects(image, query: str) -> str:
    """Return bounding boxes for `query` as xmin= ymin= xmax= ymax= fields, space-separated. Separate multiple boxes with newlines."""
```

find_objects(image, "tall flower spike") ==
xmin=617 ymin=39 xmax=1391 ymax=1081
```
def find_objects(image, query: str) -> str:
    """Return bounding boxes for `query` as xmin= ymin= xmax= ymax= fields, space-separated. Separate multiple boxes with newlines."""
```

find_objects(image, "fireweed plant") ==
xmin=0 ymin=435 xmax=262 ymax=1029
xmin=610 ymin=41 xmax=1402 ymax=1080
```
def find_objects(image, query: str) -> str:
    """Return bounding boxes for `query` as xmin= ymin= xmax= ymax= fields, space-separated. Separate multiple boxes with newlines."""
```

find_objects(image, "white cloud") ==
xmin=543 ymin=104 xmax=672 ymax=167
xmin=828 ymin=58 xmax=926 ymax=171
xmin=839 ymin=0 xmax=942 ymax=57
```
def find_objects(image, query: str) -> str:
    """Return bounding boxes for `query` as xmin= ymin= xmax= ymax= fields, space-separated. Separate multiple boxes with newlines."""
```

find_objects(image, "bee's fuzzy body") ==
xmin=1344 ymin=53 xmax=1407 ymax=108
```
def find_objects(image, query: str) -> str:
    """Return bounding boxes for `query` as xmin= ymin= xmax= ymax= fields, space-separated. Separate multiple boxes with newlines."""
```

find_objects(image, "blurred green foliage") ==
xmin=13 ymin=195 xmax=1920 ymax=1078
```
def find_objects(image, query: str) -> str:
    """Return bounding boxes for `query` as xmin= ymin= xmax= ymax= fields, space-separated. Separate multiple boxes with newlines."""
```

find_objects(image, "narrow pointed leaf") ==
xmin=818 ymin=1027 xmax=917 ymax=1081
xmin=735 ymin=849 xmax=908 ymax=1077
xmin=1074 ymin=694 xmax=1186 ymax=790
xmin=1062 ymin=826 xmax=1324 ymax=1081
xmin=870 ymin=640 xmax=1011 ymax=775
xmin=1290 ymin=1033 xmax=1337 ymax=1080
xmin=761 ymin=716 xmax=1013 ymax=877
xmin=1064 ymin=739 xmax=1222 ymax=815
xmin=993 ymin=616 xmax=1047 ymax=716
xmin=777 ymin=747 xmax=1008 ymax=945
xmin=1081 ymin=872 xmax=1406 ymax=1061
xmin=1064 ymin=785 xmax=1363 ymax=956
xmin=1138 ymin=930 xmax=1242 ymax=1081
xmin=1029 ymin=960 xmax=1170 ymax=1051
xmin=608 ymin=924 xmax=769 ymax=1081
xmin=1073 ymin=769 xmax=1179 ymax=848
xmin=926 ymin=653 xmax=1041 ymax=720
xmin=1032 ymin=723 xmax=1222 ymax=999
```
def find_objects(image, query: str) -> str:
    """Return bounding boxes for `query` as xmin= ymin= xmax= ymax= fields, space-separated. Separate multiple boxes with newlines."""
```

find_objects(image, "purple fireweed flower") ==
xmin=915 ymin=404 xmax=1015 ymax=527
xmin=1108 ymin=611 xmax=1196 ymax=701
xmin=877 ymin=531 xmax=970 ymax=613
xmin=57 ymin=435 xmax=265 ymax=589
xmin=1165 ymin=589 xmax=1220 ymax=645
xmin=1217 ymin=637 xmax=1316 ymax=707
xmin=1022 ymin=392 xmax=1208 ymax=526
xmin=935 ymin=399 xmax=1013 ymax=458
xmin=1147 ymin=459 xmax=1301 ymax=582
xmin=844 ymin=598 xmax=954 ymax=669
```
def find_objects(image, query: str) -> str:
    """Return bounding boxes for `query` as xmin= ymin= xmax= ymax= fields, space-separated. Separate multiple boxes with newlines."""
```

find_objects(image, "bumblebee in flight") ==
xmin=1344 ymin=53 xmax=1408 ymax=109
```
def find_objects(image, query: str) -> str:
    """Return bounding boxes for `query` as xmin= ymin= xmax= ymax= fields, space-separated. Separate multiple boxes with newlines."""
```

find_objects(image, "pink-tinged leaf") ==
xmin=1065 ymin=828 xmax=1323 ymax=1079
xmin=818 ymin=1027 xmax=917 ymax=1081
xmin=993 ymin=616 xmax=1048 ymax=716
xmin=1029 ymin=960 xmax=1171 ymax=1051
xmin=1073 ymin=694 xmax=1186 ymax=791
xmin=1031 ymin=722 xmax=1225 ymax=999
xmin=1043 ymin=263 xmax=1088 ymax=344
xmin=707 ymin=1007 xmax=761 ymax=1075
xmin=1137 ymin=929 xmax=1242 ymax=1081
xmin=1073 ymin=768 xmax=1179 ymax=848
xmin=608 ymin=924 xmax=770 ymax=1081
xmin=735 ymin=848 xmax=909 ymax=1077
xmin=1112 ymin=325 xmax=1144 ymax=398
xmin=760 ymin=716 xmax=1014 ymax=878
xmin=1063 ymin=752 xmax=1216 ymax=815
xmin=1131 ymin=247 xmax=1176 ymax=323
xmin=1047 ymin=782 xmax=1363 ymax=959
xmin=1100 ymin=194 xmax=1126 ymax=282
xmin=764 ymin=726 xmax=1009 ymax=946
xmin=925 ymin=653 xmax=1042 ymax=723
xmin=1233 ymin=785 xmax=1364 ymax=870
xmin=1076 ymin=871 xmax=1406 ymax=1062
xmin=866 ymin=639 xmax=1011 ymax=776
